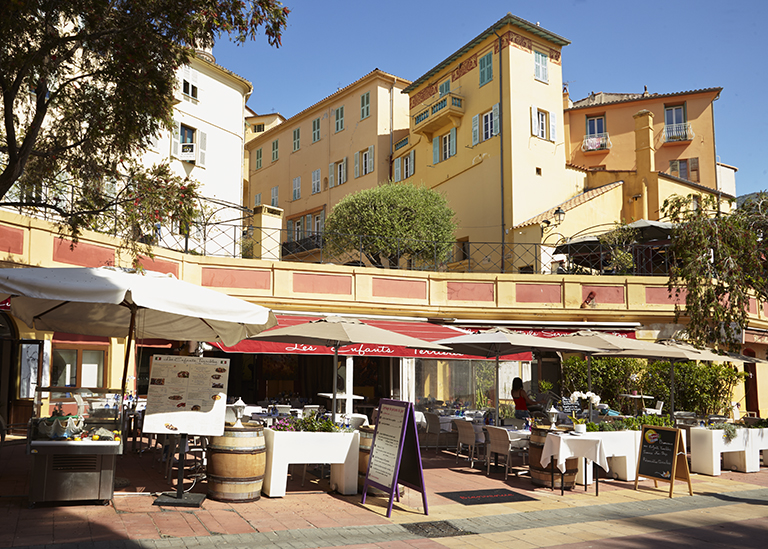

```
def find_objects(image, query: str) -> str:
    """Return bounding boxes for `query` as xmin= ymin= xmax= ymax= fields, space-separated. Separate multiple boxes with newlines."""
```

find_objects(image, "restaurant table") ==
xmin=618 ymin=393 xmax=654 ymax=415
xmin=540 ymin=432 xmax=609 ymax=495
xmin=317 ymin=393 xmax=364 ymax=414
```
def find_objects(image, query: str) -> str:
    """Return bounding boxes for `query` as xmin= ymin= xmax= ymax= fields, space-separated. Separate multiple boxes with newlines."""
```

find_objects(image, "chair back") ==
xmin=424 ymin=412 xmax=441 ymax=435
xmin=275 ymin=404 xmax=291 ymax=415
xmin=454 ymin=418 xmax=475 ymax=444
xmin=486 ymin=426 xmax=511 ymax=455
xmin=507 ymin=418 xmax=526 ymax=430
xmin=348 ymin=415 xmax=368 ymax=429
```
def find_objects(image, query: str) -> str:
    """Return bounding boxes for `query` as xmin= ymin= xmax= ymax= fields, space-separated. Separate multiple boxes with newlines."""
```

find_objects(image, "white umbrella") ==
xmin=0 ymin=266 xmax=277 ymax=396
xmin=436 ymin=328 xmax=600 ymax=426
xmin=247 ymin=316 xmax=450 ymax=422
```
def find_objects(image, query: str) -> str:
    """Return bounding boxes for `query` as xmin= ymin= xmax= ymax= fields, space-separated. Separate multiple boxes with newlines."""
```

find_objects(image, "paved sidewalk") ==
xmin=2 ymin=437 xmax=768 ymax=548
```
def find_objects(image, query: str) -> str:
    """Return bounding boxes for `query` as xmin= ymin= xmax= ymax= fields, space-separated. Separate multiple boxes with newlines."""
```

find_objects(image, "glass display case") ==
xmin=27 ymin=388 xmax=123 ymax=506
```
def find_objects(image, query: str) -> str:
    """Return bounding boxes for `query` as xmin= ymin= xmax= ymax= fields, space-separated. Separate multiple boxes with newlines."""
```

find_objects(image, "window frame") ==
xmin=292 ymin=127 xmax=300 ymax=151
xmin=311 ymin=169 xmax=321 ymax=194
xmin=586 ymin=115 xmax=605 ymax=136
xmin=479 ymin=52 xmax=493 ymax=87
xmin=292 ymin=176 xmax=301 ymax=200
xmin=534 ymin=50 xmax=549 ymax=83
xmin=360 ymin=92 xmax=370 ymax=119
xmin=50 ymin=344 xmax=109 ymax=400
xmin=182 ymin=79 xmax=198 ymax=100
xmin=482 ymin=110 xmax=494 ymax=141
xmin=271 ymin=139 xmax=279 ymax=162
xmin=312 ymin=118 xmax=321 ymax=142
xmin=439 ymin=79 xmax=451 ymax=97
xmin=335 ymin=106 xmax=345 ymax=133
xmin=254 ymin=193 xmax=262 ymax=206
xmin=270 ymin=185 xmax=278 ymax=207
xmin=255 ymin=148 xmax=262 ymax=170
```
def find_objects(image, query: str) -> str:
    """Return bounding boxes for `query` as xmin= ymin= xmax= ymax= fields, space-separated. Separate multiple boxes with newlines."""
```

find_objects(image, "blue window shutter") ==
xmin=320 ymin=209 xmax=325 ymax=231
xmin=450 ymin=127 xmax=456 ymax=157
xmin=433 ymin=137 xmax=439 ymax=164
xmin=409 ymin=150 xmax=415 ymax=175
xmin=492 ymin=103 xmax=500 ymax=136
xmin=394 ymin=158 xmax=401 ymax=182
xmin=305 ymin=214 xmax=312 ymax=237
xmin=354 ymin=151 xmax=360 ymax=178
xmin=531 ymin=105 xmax=539 ymax=136
xmin=472 ymin=114 xmax=479 ymax=145
xmin=550 ymin=111 xmax=556 ymax=142
xmin=329 ymin=162 xmax=335 ymax=187
xmin=368 ymin=145 xmax=374 ymax=174
xmin=286 ymin=220 xmax=293 ymax=242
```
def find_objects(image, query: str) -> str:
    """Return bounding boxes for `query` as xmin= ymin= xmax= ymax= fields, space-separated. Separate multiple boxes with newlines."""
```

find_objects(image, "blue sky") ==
xmin=213 ymin=0 xmax=767 ymax=197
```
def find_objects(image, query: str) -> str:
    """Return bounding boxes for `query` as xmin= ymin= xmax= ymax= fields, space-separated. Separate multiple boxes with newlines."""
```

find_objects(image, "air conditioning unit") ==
xmin=180 ymin=142 xmax=196 ymax=162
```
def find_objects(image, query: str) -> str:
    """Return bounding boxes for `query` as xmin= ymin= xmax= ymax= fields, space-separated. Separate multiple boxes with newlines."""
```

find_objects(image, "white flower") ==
xmin=571 ymin=390 xmax=601 ymax=405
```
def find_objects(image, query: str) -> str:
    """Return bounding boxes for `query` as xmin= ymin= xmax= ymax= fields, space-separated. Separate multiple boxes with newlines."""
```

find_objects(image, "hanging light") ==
xmin=554 ymin=207 xmax=566 ymax=225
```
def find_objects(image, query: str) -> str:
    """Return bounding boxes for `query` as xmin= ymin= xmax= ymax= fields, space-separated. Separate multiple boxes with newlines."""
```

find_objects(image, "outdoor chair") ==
xmin=423 ymin=412 xmax=442 ymax=454
xmin=486 ymin=426 xmax=517 ymax=480
xmin=643 ymin=401 xmax=663 ymax=415
xmin=454 ymin=419 xmax=484 ymax=468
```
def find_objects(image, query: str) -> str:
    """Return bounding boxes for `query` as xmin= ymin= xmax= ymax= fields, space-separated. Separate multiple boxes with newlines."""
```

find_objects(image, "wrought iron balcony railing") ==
xmin=581 ymin=133 xmax=612 ymax=152
xmin=664 ymin=122 xmax=694 ymax=142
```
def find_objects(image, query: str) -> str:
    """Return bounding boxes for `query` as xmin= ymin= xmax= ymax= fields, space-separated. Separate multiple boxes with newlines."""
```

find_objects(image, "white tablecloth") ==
xmin=540 ymin=432 xmax=609 ymax=473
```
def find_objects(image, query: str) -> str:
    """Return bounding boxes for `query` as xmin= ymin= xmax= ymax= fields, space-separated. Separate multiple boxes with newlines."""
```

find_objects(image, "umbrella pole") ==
xmin=332 ymin=346 xmax=338 ymax=424
xmin=587 ymin=354 xmax=592 ymax=421
xmin=670 ymin=360 xmax=675 ymax=416
xmin=495 ymin=354 xmax=500 ymax=427
xmin=120 ymin=307 xmax=137 ymax=401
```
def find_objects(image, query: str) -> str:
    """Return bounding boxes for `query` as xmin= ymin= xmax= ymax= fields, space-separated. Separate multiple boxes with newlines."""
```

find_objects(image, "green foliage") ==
xmin=586 ymin=415 xmax=674 ymax=432
xmin=663 ymin=193 xmax=768 ymax=350
xmin=561 ymin=356 xmax=642 ymax=413
xmin=0 ymin=0 xmax=288 ymax=262
xmin=473 ymin=361 xmax=495 ymax=409
xmin=538 ymin=380 xmax=553 ymax=393
xmin=641 ymin=360 xmax=746 ymax=416
xmin=269 ymin=412 xmax=345 ymax=432
xmin=323 ymin=183 xmax=457 ymax=268
xmin=707 ymin=422 xmax=739 ymax=441
xmin=597 ymin=223 xmax=640 ymax=274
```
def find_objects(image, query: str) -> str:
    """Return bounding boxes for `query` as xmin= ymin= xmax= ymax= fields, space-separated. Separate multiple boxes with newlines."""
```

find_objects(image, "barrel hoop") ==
xmin=207 ymin=474 xmax=264 ymax=483
xmin=208 ymin=447 xmax=266 ymax=455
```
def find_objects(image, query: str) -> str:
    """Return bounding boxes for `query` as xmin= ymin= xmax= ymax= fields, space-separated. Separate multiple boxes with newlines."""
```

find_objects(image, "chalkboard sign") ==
xmin=560 ymin=397 xmax=581 ymax=414
xmin=362 ymin=399 xmax=428 ymax=518
xmin=634 ymin=425 xmax=692 ymax=498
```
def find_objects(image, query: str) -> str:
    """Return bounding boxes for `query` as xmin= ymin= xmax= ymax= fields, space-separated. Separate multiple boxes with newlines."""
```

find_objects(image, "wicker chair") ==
xmin=454 ymin=419 xmax=484 ymax=468
xmin=423 ymin=412 xmax=442 ymax=454
xmin=486 ymin=426 xmax=527 ymax=480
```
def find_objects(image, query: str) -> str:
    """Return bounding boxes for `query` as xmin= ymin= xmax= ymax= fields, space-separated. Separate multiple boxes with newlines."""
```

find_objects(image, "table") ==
xmin=540 ymin=432 xmax=609 ymax=495
xmin=618 ymin=394 xmax=654 ymax=415
xmin=317 ymin=393 xmax=365 ymax=414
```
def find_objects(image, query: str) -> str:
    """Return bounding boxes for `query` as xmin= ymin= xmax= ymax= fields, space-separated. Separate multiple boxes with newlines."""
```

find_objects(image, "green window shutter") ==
xmin=479 ymin=53 xmax=492 ymax=86
xmin=320 ymin=209 xmax=325 ymax=231
xmin=255 ymin=148 xmax=262 ymax=170
xmin=329 ymin=162 xmax=335 ymax=187
xmin=433 ymin=137 xmax=439 ymax=164
xmin=450 ymin=127 xmax=456 ymax=157
xmin=286 ymin=220 xmax=293 ymax=242
xmin=367 ymin=145 xmax=374 ymax=174
xmin=394 ymin=158 xmax=401 ymax=182
xmin=341 ymin=157 xmax=347 ymax=183
xmin=354 ymin=151 xmax=360 ymax=178
xmin=305 ymin=214 xmax=312 ymax=237
xmin=492 ymin=103 xmax=500 ymax=136
xmin=472 ymin=114 xmax=479 ymax=145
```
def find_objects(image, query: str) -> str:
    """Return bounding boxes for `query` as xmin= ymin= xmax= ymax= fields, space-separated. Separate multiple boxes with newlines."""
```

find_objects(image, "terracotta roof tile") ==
xmin=514 ymin=182 xmax=623 ymax=229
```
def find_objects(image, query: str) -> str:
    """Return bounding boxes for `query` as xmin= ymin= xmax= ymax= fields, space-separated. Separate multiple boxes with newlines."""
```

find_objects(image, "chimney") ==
xmin=627 ymin=110 xmax=656 ymax=221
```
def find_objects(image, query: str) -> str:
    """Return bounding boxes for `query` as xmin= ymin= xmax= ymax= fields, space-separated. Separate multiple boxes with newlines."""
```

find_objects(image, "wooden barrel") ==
xmin=207 ymin=424 xmax=265 ymax=502
xmin=528 ymin=427 xmax=577 ymax=490
xmin=358 ymin=425 xmax=375 ymax=475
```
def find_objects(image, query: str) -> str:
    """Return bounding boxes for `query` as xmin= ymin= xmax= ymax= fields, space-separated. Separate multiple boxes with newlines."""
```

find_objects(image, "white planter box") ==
xmin=262 ymin=428 xmax=359 ymax=497
xmin=575 ymin=430 xmax=640 ymax=484
xmin=690 ymin=427 xmax=768 ymax=476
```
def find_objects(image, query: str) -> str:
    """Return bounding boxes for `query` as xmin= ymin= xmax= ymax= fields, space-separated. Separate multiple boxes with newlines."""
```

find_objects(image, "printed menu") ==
xmin=366 ymin=401 xmax=406 ymax=488
xmin=142 ymin=355 xmax=230 ymax=436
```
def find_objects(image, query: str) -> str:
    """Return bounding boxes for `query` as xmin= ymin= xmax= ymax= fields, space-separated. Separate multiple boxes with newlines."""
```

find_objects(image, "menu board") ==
xmin=142 ymin=355 xmax=230 ymax=437
xmin=635 ymin=425 xmax=691 ymax=498
xmin=362 ymin=399 xmax=428 ymax=518
xmin=560 ymin=397 xmax=581 ymax=414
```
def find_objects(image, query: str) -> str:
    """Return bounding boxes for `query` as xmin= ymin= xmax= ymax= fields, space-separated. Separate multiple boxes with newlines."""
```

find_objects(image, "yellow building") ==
xmin=244 ymin=69 xmax=411 ymax=253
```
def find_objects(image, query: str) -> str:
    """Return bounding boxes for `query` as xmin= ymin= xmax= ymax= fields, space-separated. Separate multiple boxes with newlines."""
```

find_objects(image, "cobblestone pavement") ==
xmin=2 ymin=438 xmax=768 ymax=548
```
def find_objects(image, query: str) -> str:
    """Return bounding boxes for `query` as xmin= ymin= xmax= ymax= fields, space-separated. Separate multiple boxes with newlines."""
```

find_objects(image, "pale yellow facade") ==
xmin=244 ymin=70 xmax=411 ymax=241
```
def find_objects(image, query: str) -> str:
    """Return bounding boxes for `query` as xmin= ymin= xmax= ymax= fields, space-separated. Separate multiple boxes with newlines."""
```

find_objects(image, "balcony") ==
xmin=581 ymin=133 xmax=612 ymax=153
xmin=412 ymin=92 xmax=464 ymax=136
xmin=664 ymin=122 xmax=694 ymax=143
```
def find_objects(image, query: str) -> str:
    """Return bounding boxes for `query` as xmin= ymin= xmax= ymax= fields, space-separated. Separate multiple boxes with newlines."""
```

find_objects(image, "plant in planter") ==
xmin=707 ymin=421 xmax=739 ymax=442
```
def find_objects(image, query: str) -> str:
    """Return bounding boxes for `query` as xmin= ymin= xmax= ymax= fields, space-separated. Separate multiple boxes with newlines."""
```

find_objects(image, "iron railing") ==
xmin=581 ymin=133 xmax=612 ymax=152
xmin=664 ymin=122 xmax=694 ymax=142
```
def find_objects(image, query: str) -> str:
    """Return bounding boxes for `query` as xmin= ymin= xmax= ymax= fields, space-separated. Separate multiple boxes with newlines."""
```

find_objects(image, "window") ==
xmin=312 ymin=118 xmax=321 ymax=142
xmin=181 ymin=66 xmax=198 ymax=100
xmin=665 ymin=105 xmax=690 ymax=141
xmin=312 ymin=169 xmax=321 ymax=194
xmin=254 ymin=123 xmax=265 ymax=133
xmin=270 ymin=185 xmax=278 ymax=207
xmin=439 ymin=79 xmax=451 ymax=97
xmin=403 ymin=150 xmax=414 ymax=178
xmin=584 ymin=115 xmax=607 ymax=150
xmin=172 ymin=122 xmax=206 ymax=167
xmin=669 ymin=158 xmax=699 ymax=182
xmin=51 ymin=345 xmax=107 ymax=399
xmin=292 ymin=176 xmax=301 ymax=200
xmin=314 ymin=212 xmax=324 ymax=234
xmin=586 ymin=116 xmax=605 ymax=136
xmin=531 ymin=105 xmax=556 ymax=141
xmin=433 ymin=128 xmax=456 ymax=164
xmin=360 ymin=92 xmax=370 ymax=119
xmin=534 ymin=51 xmax=549 ymax=83
xmin=454 ymin=238 xmax=470 ymax=262
xmin=292 ymin=128 xmax=300 ymax=151
xmin=472 ymin=104 xmax=500 ymax=145
xmin=255 ymin=148 xmax=262 ymax=170
xmin=271 ymin=139 xmax=279 ymax=161
xmin=354 ymin=145 xmax=374 ymax=178
xmin=479 ymin=52 xmax=493 ymax=87
xmin=328 ymin=158 xmax=347 ymax=187
xmin=254 ymin=193 xmax=262 ymax=206
xmin=293 ymin=217 xmax=302 ymax=241
xmin=335 ymin=106 xmax=344 ymax=132
xmin=180 ymin=124 xmax=194 ymax=144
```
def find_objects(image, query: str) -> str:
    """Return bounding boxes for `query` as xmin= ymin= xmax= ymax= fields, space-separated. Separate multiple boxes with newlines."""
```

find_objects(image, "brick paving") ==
xmin=1 ymin=437 xmax=768 ymax=548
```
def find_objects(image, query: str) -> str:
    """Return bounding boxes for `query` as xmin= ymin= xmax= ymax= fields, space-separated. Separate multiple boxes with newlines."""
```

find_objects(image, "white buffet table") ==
xmin=262 ymin=428 xmax=359 ymax=497
xmin=690 ymin=427 xmax=768 ymax=476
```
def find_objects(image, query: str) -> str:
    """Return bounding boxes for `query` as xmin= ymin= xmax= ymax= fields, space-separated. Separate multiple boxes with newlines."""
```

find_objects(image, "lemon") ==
xmin=92 ymin=435 xmax=100 ymax=441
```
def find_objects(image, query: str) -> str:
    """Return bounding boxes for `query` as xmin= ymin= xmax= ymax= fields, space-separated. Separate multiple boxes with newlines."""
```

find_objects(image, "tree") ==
xmin=323 ymin=183 xmax=457 ymax=269
xmin=663 ymin=192 xmax=768 ymax=351
xmin=0 ymin=0 xmax=289 ymax=263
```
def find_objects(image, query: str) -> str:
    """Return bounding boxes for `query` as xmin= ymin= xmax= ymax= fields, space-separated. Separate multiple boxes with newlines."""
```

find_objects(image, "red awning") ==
xmin=213 ymin=315 xmax=532 ymax=360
